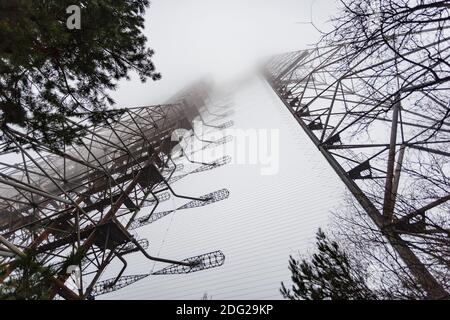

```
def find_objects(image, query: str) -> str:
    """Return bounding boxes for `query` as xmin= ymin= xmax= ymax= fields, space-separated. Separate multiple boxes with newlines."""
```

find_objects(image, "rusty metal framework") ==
xmin=264 ymin=37 xmax=450 ymax=298
xmin=0 ymin=82 xmax=232 ymax=299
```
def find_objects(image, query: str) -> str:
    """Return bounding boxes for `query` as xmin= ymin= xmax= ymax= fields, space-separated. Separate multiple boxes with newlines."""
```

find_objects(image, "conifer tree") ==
xmin=280 ymin=229 xmax=378 ymax=300
xmin=0 ymin=252 xmax=55 ymax=300
xmin=0 ymin=0 xmax=160 ymax=149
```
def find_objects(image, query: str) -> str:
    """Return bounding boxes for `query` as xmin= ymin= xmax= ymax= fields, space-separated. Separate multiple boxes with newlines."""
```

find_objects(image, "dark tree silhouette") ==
xmin=0 ymin=0 xmax=161 ymax=149
xmin=318 ymin=0 xmax=450 ymax=298
xmin=0 ymin=251 xmax=55 ymax=300
xmin=280 ymin=229 xmax=378 ymax=300
xmin=331 ymin=195 xmax=445 ymax=300
xmin=321 ymin=0 xmax=450 ymax=137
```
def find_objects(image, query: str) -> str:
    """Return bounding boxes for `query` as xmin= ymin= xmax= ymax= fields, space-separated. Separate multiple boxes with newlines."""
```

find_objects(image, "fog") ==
xmin=110 ymin=0 xmax=338 ymax=107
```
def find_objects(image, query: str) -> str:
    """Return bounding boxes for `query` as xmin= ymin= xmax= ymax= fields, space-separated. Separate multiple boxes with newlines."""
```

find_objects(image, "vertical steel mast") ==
xmin=264 ymin=38 xmax=450 ymax=298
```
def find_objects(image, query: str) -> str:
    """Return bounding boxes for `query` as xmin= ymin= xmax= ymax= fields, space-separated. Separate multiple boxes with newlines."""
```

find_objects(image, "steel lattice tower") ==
xmin=264 ymin=37 xmax=450 ymax=298
xmin=0 ymin=81 xmax=231 ymax=299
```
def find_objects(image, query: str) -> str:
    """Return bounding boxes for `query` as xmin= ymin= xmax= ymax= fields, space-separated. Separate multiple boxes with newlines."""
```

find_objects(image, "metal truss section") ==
xmin=169 ymin=156 xmax=232 ymax=184
xmin=130 ymin=188 xmax=230 ymax=229
xmin=177 ymin=189 xmax=230 ymax=210
xmin=200 ymin=120 xmax=235 ymax=132
xmin=79 ymin=238 xmax=150 ymax=267
xmin=0 ymin=81 xmax=230 ymax=299
xmin=192 ymin=156 xmax=232 ymax=174
xmin=129 ymin=210 xmax=175 ymax=230
xmin=264 ymin=36 xmax=450 ymax=298
xmin=140 ymin=191 xmax=171 ymax=208
xmin=152 ymin=250 xmax=225 ymax=275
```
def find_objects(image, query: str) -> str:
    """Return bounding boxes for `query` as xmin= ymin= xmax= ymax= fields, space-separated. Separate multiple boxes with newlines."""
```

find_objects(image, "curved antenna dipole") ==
xmin=129 ymin=210 xmax=175 ymax=229
xmin=90 ymin=251 xmax=225 ymax=297
xmin=216 ymin=120 xmax=234 ymax=130
xmin=177 ymin=188 xmax=230 ymax=210
xmin=130 ymin=189 xmax=230 ymax=229
xmin=90 ymin=274 xmax=149 ymax=297
xmin=191 ymin=156 xmax=232 ymax=174
xmin=161 ymin=155 xmax=231 ymax=186
xmin=152 ymin=250 xmax=225 ymax=275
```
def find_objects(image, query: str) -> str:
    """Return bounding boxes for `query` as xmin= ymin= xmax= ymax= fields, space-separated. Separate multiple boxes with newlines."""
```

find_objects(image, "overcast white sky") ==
xmin=110 ymin=0 xmax=339 ymax=107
